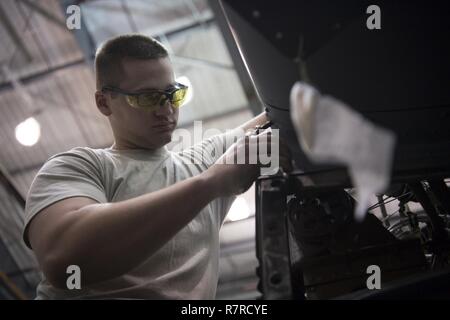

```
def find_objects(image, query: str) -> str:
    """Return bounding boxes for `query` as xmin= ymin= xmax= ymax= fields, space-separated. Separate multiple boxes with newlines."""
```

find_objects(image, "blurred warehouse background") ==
xmin=0 ymin=0 xmax=263 ymax=299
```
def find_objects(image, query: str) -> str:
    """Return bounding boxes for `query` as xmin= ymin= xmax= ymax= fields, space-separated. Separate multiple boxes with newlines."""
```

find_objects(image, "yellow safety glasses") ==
xmin=102 ymin=82 xmax=188 ymax=110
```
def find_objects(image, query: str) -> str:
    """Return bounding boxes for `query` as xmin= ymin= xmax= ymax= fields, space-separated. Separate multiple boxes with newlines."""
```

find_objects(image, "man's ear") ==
xmin=95 ymin=91 xmax=112 ymax=116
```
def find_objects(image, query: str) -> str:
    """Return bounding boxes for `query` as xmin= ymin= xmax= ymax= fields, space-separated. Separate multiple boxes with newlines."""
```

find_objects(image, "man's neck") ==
xmin=110 ymin=140 xmax=165 ymax=152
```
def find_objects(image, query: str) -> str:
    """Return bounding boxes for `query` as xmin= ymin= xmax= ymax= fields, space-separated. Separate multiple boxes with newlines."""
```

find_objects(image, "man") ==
xmin=23 ymin=34 xmax=288 ymax=299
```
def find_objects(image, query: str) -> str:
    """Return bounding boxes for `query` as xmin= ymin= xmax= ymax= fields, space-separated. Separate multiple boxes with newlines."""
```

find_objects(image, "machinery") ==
xmin=212 ymin=0 xmax=450 ymax=299
xmin=254 ymin=174 xmax=450 ymax=299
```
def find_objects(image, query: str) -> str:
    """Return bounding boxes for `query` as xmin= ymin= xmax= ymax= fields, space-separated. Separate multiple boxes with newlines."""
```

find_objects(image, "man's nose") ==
xmin=154 ymin=99 xmax=175 ymax=117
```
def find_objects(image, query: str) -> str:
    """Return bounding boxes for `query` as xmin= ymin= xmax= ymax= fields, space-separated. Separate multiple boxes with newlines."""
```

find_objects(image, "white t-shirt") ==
xmin=23 ymin=129 xmax=243 ymax=299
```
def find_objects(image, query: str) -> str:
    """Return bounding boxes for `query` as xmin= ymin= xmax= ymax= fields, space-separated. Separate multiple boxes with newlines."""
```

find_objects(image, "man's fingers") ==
xmin=225 ymin=129 xmax=295 ymax=173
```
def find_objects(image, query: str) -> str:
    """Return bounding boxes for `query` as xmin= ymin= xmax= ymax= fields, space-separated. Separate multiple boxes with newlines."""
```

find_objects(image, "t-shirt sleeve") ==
xmin=23 ymin=148 xmax=107 ymax=248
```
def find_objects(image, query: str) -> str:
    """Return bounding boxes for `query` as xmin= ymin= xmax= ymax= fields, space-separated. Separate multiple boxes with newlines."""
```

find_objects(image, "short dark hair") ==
xmin=94 ymin=34 xmax=169 ymax=89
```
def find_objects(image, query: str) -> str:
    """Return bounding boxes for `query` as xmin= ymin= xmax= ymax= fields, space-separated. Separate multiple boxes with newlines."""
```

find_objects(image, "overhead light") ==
xmin=176 ymin=76 xmax=193 ymax=106
xmin=15 ymin=117 xmax=41 ymax=146
xmin=2 ymin=66 xmax=42 ymax=147
xmin=227 ymin=197 xmax=251 ymax=222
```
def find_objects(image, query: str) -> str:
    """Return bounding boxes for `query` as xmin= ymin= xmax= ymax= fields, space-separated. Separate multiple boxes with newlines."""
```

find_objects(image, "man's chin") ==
xmin=159 ymin=132 xmax=173 ymax=144
xmin=149 ymin=130 xmax=173 ymax=148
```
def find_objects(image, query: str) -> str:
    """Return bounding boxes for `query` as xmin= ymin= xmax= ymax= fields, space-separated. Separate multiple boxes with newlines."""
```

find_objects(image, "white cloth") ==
xmin=290 ymin=82 xmax=396 ymax=221
xmin=23 ymin=129 xmax=243 ymax=299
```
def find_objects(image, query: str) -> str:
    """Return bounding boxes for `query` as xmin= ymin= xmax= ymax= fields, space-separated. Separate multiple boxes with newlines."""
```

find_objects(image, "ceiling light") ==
xmin=15 ymin=117 xmax=41 ymax=146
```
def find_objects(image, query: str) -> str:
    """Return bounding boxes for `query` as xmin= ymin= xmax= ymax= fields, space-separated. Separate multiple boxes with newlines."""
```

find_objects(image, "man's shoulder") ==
xmin=44 ymin=146 xmax=106 ymax=171
xmin=51 ymin=146 xmax=105 ymax=157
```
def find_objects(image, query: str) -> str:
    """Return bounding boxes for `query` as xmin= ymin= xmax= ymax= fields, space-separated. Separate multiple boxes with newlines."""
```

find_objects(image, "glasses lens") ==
xmin=125 ymin=95 xmax=140 ymax=108
xmin=138 ymin=92 xmax=164 ymax=108
xmin=124 ymin=85 xmax=188 ymax=109
xmin=171 ymin=87 xmax=188 ymax=107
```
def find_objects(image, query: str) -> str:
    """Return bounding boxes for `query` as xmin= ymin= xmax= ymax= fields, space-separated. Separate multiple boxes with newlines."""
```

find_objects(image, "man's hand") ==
xmin=205 ymin=135 xmax=260 ymax=197
xmin=204 ymin=129 xmax=293 ymax=197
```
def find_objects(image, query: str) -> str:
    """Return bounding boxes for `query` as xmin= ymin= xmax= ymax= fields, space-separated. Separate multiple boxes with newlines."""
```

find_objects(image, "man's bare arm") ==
xmin=28 ymin=171 xmax=225 ymax=289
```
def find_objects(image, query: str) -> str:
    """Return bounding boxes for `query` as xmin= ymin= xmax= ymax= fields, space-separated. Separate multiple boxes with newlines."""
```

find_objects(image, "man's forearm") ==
xmin=48 ymin=171 xmax=221 ymax=288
